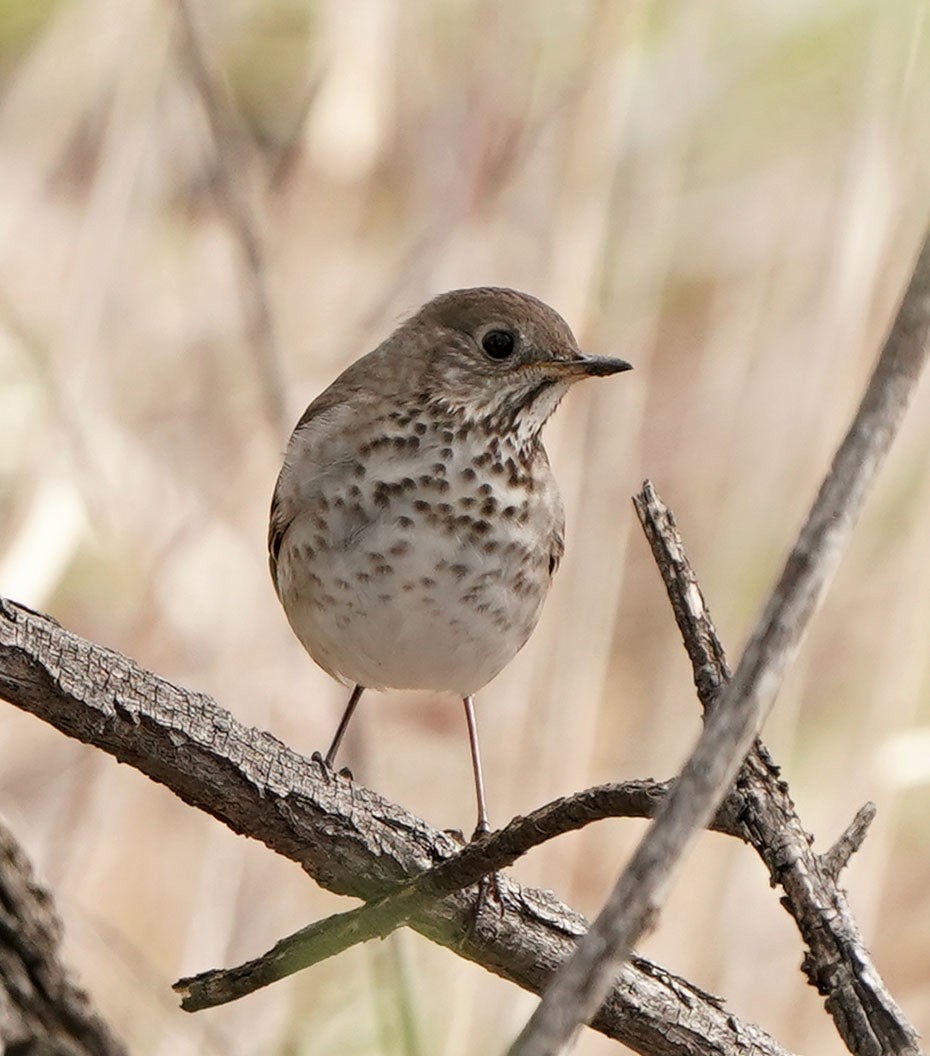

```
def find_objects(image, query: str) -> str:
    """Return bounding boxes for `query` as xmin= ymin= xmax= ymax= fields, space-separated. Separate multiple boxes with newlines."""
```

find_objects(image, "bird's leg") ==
xmin=462 ymin=695 xmax=490 ymax=837
xmin=323 ymin=684 xmax=365 ymax=773
xmin=462 ymin=695 xmax=504 ymax=923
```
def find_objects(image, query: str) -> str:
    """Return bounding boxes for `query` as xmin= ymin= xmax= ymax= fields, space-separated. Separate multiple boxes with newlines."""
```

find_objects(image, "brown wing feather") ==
xmin=548 ymin=526 xmax=565 ymax=577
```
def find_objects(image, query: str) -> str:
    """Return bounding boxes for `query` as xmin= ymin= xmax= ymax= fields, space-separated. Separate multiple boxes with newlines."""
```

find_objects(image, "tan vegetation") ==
xmin=1 ymin=2 xmax=929 ymax=1053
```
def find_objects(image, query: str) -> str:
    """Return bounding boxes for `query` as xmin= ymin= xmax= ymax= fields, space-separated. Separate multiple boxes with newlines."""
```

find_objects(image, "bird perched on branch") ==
xmin=269 ymin=287 xmax=631 ymax=835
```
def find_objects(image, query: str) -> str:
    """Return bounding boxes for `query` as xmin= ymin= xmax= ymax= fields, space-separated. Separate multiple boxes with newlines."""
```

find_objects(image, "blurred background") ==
xmin=1 ymin=1 xmax=929 ymax=1053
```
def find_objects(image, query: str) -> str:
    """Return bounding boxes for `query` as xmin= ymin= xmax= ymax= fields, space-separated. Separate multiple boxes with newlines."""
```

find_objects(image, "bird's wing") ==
xmin=268 ymin=395 xmax=377 ymax=596
xmin=267 ymin=489 xmax=289 ymax=596
xmin=548 ymin=523 xmax=565 ymax=577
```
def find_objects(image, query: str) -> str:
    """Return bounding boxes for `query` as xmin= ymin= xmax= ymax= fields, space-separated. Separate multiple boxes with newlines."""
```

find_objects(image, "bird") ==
xmin=269 ymin=287 xmax=631 ymax=837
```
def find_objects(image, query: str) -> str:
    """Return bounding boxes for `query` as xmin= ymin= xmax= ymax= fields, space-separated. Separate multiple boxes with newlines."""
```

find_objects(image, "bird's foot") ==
xmin=310 ymin=750 xmax=331 ymax=781
xmin=310 ymin=750 xmax=353 ymax=782
xmin=467 ymin=821 xmax=505 ymax=931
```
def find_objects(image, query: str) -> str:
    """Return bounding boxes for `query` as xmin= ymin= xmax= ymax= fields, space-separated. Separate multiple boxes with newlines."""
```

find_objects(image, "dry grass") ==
xmin=1 ymin=2 xmax=930 ymax=1053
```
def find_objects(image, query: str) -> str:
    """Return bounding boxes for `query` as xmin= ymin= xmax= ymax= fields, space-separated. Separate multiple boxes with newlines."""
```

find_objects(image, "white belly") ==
xmin=276 ymin=482 xmax=552 ymax=695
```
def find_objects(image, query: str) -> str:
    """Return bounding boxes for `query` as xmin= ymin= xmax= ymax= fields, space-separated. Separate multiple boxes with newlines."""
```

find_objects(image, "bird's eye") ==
xmin=482 ymin=330 xmax=516 ymax=360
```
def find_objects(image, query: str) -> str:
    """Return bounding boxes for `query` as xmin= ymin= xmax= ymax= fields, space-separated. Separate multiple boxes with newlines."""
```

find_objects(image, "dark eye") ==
xmin=482 ymin=330 xmax=515 ymax=360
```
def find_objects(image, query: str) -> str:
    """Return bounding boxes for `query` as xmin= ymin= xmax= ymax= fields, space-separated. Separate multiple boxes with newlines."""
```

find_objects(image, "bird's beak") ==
xmin=544 ymin=354 xmax=634 ymax=379
xmin=576 ymin=353 xmax=633 ymax=377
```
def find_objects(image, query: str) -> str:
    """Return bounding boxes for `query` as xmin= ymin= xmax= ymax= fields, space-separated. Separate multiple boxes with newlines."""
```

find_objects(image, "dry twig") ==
xmin=510 ymin=226 xmax=930 ymax=1056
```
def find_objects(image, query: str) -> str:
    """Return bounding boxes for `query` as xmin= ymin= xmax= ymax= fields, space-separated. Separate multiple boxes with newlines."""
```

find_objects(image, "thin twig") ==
xmin=509 ymin=226 xmax=930 ymax=1056
xmin=821 ymin=803 xmax=878 ymax=884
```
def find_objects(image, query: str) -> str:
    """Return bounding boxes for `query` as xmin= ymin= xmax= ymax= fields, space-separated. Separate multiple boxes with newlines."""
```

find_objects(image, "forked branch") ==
xmin=510 ymin=225 xmax=930 ymax=1056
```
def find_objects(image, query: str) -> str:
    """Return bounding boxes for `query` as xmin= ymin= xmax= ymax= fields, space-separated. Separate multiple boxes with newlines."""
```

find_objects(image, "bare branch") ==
xmin=510 ymin=225 xmax=930 ymax=1056
xmin=633 ymin=485 xmax=915 ymax=1055
xmin=821 ymin=803 xmax=878 ymax=884
xmin=0 ymin=814 xmax=127 ymax=1056
xmin=175 ymin=778 xmax=746 ymax=1010
xmin=0 ymin=598 xmax=793 ymax=1056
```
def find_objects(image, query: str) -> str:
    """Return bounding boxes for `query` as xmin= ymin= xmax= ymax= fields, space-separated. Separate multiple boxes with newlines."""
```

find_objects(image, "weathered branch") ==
xmin=0 ymin=598 xmax=793 ymax=1056
xmin=0 ymin=814 xmax=128 ymax=1056
xmin=632 ymin=485 xmax=913 ymax=1055
xmin=175 ymin=778 xmax=747 ymax=1010
xmin=821 ymin=803 xmax=878 ymax=884
xmin=510 ymin=226 xmax=930 ymax=1056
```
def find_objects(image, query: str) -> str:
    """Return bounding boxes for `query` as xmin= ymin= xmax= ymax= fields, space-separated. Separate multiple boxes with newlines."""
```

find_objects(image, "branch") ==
xmin=0 ymin=598 xmax=793 ymax=1056
xmin=0 ymin=813 xmax=128 ymax=1056
xmin=510 ymin=225 xmax=930 ymax=1056
xmin=633 ymin=484 xmax=913 ymax=1055
xmin=175 ymin=778 xmax=746 ymax=1010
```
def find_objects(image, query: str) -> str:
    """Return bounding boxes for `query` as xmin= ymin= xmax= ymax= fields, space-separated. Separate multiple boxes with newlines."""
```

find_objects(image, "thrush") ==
xmin=269 ymin=287 xmax=631 ymax=835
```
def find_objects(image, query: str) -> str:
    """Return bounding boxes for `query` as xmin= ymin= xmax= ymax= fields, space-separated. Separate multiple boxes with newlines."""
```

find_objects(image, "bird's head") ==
xmin=390 ymin=287 xmax=632 ymax=447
